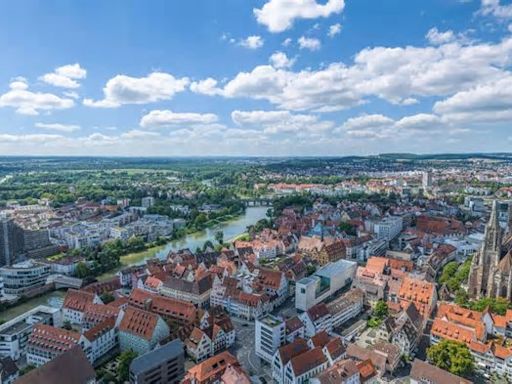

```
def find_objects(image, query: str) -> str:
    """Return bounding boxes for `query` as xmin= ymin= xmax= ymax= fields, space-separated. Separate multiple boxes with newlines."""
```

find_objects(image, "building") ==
xmin=26 ymin=324 xmax=90 ymax=367
xmin=0 ymin=261 xmax=50 ymax=296
xmin=468 ymin=200 xmax=512 ymax=299
xmin=159 ymin=275 xmax=211 ymax=308
xmin=295 ymin=259 xmax=357 ymax=311
xmin=0 ymin=305 xmax=61 ymax=361
xmin=300 ymin=304 xmax=333 ymax=337
xmin=15 ymin=346 xmax=96 ymax=384
xmin=298 ymin=237 xmax=346 ymax=266
xmin=119 ymin=307 xmax=170 ymax=355
xmin=184 ymin=351 xmax=241 ymax=384
xmin=326 ymin=288 xmax=364 ymax=329
xmin=410 ymin=359 xmax=471 ymax=384
xmin=62 ymin=289 xmax=102 ymax=325
xmin=83 ymin=317 xmax=118 ymax=363
xmin=0 ymin=219 xmax=22 ymax=267
xmin=128 ymin=288 xmax=197 ymax=327
xmin=283 ymin=347 xmax=328 ymax=384
xmin=255 ymin=315 xmax=286 ymax=363
xmin=141 ymin=197 xmax=155 ymax=208
xmin=422 ymin=170 xmax=433 ymax=190
xmin=373 ymin=216 xmax=403 ymax=242
xmin=272 ymin=338 xmax=309 ymax=383
xmin=129 ymin=339 xmax=185 ymax=384
xmin=0 ymin=357 xmax=18 ymax=384
xmin=310 ymin=359 xmax=360 ymax=384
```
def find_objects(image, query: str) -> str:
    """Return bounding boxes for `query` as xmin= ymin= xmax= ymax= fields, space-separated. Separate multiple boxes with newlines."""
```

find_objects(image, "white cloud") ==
xmin=63 ymin=91 xmax=79 ymax=99
xmin=426 ymin=28 xmax=456 ymax=45
xmin=282 ymin=38 xmax=293 ymax=47
xmin=480 ymin=0 xmax=512 ymax=19
xmin=35 ymin=122 xmax=81 ymax=132
xmin=83 ymin=72 xmax=189 ymax=108
xmin=40 ymin=63 xmax=87 ymax=89
xmin=328 ymin=23 xmax=342 ymax=37
xmin=140 ymin=110 xmax=219 ymax=128
xmin=394 ymin=113 xmax=441 ymax=130
xmin=240 ymin=35 xmax=264 ymax=49
xmin=231 ymin=110 xmax=334 ymax=134
xmin=120 ymin=130 xmax=161 ymax=139
xmin=254 ymin=0 xmax=345 ymax=33
xmin=190 ymin=78 xmax=223 ymax=96
xmin=433 ymin=75 xmax=512 ymax=123
xmin=0 ymin=133 xmax=65 ymax=143
xmin=298 ymin=36 xmax=321 ymax=51
xmin=269 ymin=52 xmax=296 ymax=69
xmin=0 ymin=78 xmax=75 ymax=115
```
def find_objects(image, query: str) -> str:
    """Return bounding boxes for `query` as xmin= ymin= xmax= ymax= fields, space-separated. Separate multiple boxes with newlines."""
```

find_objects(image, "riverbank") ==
xmin=96 ymin=206 xmax=267 ymax=281
xmin=0 ymin=290 xmax=66 ymax=323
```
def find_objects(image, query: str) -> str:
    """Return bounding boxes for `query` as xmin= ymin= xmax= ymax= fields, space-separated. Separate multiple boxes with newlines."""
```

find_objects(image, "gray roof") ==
xmin=14 ymin=346 xmax=95 ymax=384
xmin=130 ymin=339 xmax=184 ymax=375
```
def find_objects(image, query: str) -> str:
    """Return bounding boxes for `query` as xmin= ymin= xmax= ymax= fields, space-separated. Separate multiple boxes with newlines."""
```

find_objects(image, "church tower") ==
xmin=468 ymin=200 xmax=502 ymax=298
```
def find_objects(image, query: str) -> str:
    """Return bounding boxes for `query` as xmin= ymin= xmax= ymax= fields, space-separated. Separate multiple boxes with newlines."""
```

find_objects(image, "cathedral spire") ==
xmin=490 ymin=200 xmax=499 ymax=230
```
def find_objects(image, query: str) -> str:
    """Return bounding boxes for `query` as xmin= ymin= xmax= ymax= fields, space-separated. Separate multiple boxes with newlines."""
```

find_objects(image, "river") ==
xmin=99 ymin=206 xmax=269 ymax=277
xmin=0 ymin=206 xmax=269 ymax=322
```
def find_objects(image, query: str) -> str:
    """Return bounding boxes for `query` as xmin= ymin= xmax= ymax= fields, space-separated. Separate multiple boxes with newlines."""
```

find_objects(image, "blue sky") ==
xmin=0 ymin=0 xmax=512 ymax=156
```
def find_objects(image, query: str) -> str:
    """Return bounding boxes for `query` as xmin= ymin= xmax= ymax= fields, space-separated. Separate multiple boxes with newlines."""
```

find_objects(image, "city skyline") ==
xmin=1 ymin=0 xmax=512 ymax=156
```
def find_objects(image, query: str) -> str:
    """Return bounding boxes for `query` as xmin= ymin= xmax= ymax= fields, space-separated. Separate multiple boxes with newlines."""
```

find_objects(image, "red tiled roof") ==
xmin=28 ymin=324 xmax=80 ymax=354
xmin=63 ymin=289 xmax=96 ymax=312
xmin=119 ymin=306 xmax=160 ymax=341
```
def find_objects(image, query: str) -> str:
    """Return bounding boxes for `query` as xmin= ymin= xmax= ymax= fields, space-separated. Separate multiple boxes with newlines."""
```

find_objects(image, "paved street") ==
xmin=229 ymin=316 xmax=272 ymax=383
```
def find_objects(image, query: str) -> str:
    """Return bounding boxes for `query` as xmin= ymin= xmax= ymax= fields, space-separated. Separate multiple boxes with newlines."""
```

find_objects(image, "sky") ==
xmin=0 ymin=0 xmax=512 ymax=156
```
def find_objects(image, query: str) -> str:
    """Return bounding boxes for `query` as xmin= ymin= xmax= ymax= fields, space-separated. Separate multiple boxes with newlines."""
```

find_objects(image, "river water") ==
xmin=0 ymin=206 xmax=269 ymax=322
xmin=155 ymin=206 xmax=269 ymax=257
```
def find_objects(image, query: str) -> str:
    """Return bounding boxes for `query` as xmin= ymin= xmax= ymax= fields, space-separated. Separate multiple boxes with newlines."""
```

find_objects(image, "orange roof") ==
xmin=83 ymin=303 xmax=120 ymax=324
xmin=437 ymin=303 xmax=486 ymax=341
xmin=366 ymin=257 xmax=387 ymax=274
xmin=28 ymin=324 xmax=80 ymax=353
xmin=357 ymin=359 xmax=376 ymax=381
xmin=398 ymin=277 xmax=435 ymax=318
xmin=186 ymin=351 xmax=238 ymax=383
xmin=128 ymin=288 xmax=196 ymax=323
xmin=119 ymin=306 xmax=160 ymax=341
xmin=84 ymin=317 xmax=115 ymax=342
xmin=63 ymin=289 xmax=96 ymax=312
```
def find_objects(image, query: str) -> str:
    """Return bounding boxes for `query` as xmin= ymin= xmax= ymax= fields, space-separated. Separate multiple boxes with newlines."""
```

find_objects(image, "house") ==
xmin=128 ymin=288 xmax=197 ymax=326
xmin=118 ymin=307 xmax=170 ymax=355
xmin=26 ymin=324 xmax=91 ymax=367
xmin=83 ymin=317 xmax=118 ymax=363
xmin=326 ymin=288 xmax=364 ymax=329
xmin=397 ymin=277 xmax=437 ymax=319
xmin=185 ymin=328 xmax=212 ymax=362
xmin=0 ymin=357 xmax=18 ymax=384
xmin=310 ymin=359 xmax=360 ymax=384
xmin=300 ymin=303 xmax=333 ymax=337
xmin=285 ymin=316 xmax=305 ymax=343
xmin=82 ymin=303 xmax=123 ymax=330
xmin=384 ymin=303 xmax=423 ymax=357
xmin=272 ymin=338 xmax=309 ymax=383
xmin=62 ymin=289 xmax=102 ymax=325
xmin=410 ymin=358 xmax=472 ymax=384
xmin=283 ymin=347 xmax=328 ymax=384
xmin=14 ymin=346 xmax=96 ymax=384
xmin=183 ymin=351 xmax=240 ymax=384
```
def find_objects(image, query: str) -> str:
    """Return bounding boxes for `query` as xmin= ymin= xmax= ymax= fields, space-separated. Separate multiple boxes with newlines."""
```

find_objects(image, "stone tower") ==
xmin=468 ymin=200 xmax=503 ymax=298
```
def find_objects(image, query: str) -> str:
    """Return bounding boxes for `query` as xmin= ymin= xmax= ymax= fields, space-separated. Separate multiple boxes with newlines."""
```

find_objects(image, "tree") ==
xmin=75 ymin=262 xmax=91 ymax=279
xmin=214 ymin=230 xmax=224 ymax=245
xmin=427 ymin=339 xmax=474 ymax=377
xmin=118 ymin=350 xmax=138 ymax=382
xmin=100 ymin=292 xmax=115 ymax=304
xmin=373 ymin=300 xmax=389 ymax=319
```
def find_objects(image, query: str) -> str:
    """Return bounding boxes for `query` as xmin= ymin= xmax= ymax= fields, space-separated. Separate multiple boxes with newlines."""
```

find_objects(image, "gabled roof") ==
xmin=119 ymin=306 xmax=160 ymax=341
xmin=410 ymin=358 xmax=472 ymax=384
xmin=28 ymin=324 xmax=80 ymax=354
xmin=289 ymin=347 xmax=327 ymax=377
xmin=277 ymin=338 xmax=309 ymax=365
xmin=14 ymin=346 xmax=95 ymax=384
xmin=63 ymin=289 xmax=96 ymax=312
